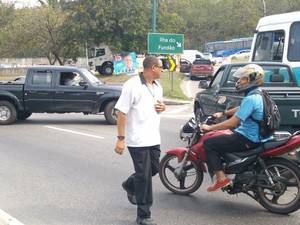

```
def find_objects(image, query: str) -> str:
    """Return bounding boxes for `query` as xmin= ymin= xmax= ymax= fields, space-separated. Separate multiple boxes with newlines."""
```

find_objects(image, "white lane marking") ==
xmin=45 ymin=126 xmax=104 ymax=139
xmin=0 ymin=209 xmax=25 ymax=225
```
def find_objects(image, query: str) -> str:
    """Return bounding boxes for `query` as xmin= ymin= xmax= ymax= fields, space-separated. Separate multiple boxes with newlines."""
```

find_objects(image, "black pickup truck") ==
xmin=194 ymin=62 xmax=300 ymax=133
xmin=0 ymin=65 xmax=122 ymax=125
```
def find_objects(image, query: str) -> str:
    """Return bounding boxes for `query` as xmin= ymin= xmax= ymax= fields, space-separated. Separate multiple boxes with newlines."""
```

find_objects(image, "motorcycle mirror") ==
xmin=217 ymin=96 xmax=227 ymax=104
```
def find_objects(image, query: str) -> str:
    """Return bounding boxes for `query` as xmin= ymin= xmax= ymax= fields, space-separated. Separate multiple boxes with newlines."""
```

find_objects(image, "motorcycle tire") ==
xmin=255 ymin=157 xmax=300 ymax=214
xmin=159 ymin=154 xmax=203 ymax=195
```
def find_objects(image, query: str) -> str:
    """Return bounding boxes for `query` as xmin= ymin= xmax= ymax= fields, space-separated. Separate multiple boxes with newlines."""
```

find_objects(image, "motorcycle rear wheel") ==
xmin=256 ymin=158 xmax=300 ymax=214
xmin=159 ymin=154 xmax=203 ymax=195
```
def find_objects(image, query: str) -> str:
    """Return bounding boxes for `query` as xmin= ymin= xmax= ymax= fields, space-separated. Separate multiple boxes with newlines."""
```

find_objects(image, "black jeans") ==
xmin=123 ymin=145 xmax=161 ymax=219
xmin=204 ymin=132 xmax=260 ymax=172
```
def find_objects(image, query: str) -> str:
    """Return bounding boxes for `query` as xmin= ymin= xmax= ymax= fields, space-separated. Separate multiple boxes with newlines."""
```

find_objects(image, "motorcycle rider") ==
xmin=200 ymin=64 xmax=272 ymax=192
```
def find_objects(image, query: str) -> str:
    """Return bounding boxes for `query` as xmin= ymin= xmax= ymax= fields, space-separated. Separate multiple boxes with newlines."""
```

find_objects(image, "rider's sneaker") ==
xmin=207 ymin=178 xmax=230 ymax=192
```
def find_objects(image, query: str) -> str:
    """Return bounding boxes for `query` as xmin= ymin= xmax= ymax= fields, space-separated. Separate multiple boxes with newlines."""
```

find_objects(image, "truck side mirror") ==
xmin=160 ymin=58 xmax=170 ymax=70
xmin=217 ymin=96 xmax=227 ymax=104
xmin=79 ymin=81 xmax=89 ymax=88
xmin=198 ymin=80 xmax=208 ymax=89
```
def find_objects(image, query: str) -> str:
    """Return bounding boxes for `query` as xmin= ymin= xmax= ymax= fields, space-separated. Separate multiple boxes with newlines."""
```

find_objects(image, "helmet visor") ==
xmin=233 ymin=67 xmax=247 ymax=79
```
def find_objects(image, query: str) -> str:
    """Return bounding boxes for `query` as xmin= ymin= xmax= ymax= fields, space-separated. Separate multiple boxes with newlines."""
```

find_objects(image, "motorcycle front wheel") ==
xmin=159 ymin=154 xmax=203 ymax=195
xmin=256 ymin=158 xmax=300 ymax=214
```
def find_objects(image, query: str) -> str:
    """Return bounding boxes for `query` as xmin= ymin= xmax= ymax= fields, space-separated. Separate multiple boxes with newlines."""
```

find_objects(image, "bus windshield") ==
xmin=252 ymin=31 xmax=285 ymax=62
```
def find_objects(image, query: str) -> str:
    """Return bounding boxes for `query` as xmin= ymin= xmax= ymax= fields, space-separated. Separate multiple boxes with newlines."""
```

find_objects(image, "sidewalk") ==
xmin=0 ymin=210 xmax=24 ymax=225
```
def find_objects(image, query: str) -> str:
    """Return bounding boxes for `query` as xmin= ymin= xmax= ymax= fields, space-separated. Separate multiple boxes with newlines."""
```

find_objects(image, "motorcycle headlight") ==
xmin=179 ymin=118 xmax=197 ymax=141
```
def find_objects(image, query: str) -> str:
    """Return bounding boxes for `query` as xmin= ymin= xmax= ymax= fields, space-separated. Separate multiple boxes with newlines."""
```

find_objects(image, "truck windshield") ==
xmin=79 ymin=68 xmax=103 ymax=84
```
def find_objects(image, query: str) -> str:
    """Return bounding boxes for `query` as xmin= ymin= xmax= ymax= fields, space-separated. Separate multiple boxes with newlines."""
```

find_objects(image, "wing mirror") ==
xmin=198 ymin=80 xmax=208 ymax=89
xmin=217 ymin=96 xmax=227 ymax=104
xmin=79 ymin=81 xmax=89 ymax=88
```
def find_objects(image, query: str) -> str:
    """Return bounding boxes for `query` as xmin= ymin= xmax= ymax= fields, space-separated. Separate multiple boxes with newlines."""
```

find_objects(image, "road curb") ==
xmin=163 ymin=98 xmax=193 ymax=106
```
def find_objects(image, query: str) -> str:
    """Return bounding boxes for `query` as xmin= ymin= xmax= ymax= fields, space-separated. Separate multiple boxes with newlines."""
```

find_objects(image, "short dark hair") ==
xmin=143 ymin=56 xmax=159 ymax=69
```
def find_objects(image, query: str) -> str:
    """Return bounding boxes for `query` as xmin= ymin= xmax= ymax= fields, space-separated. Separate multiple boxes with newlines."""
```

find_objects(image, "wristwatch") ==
xmin=117 ymin=136 xmax=125 ymax=140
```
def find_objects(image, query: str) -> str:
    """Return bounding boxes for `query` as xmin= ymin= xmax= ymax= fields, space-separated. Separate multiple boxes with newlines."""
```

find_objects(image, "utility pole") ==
xmin=261 ymin=0 xmax=267 ymax=17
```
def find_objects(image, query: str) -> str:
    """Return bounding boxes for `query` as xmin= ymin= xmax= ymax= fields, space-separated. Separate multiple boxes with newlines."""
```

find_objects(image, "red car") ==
xmin=190 ymin=59 xmax=214 ymax=80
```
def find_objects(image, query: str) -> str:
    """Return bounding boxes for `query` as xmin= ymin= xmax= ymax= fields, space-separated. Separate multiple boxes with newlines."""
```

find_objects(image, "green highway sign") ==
xmin=148 ymin=33 xmax=184 ymax=54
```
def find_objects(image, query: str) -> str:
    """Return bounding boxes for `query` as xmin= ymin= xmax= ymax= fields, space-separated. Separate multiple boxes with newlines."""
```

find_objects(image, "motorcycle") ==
xmin=159 ymin=98 xmax=300 ymax=214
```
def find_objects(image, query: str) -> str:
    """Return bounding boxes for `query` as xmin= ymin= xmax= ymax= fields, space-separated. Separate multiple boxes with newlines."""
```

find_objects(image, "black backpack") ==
xmin=250 ymin=90 xmax=281 ymax=138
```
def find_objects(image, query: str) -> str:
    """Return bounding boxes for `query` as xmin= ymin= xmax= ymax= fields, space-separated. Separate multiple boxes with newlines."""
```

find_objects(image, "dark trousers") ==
xmin=123 ymin=145 xmax=161 ymax=219
xmin=204 ymin=133 xmax=260 ymax=172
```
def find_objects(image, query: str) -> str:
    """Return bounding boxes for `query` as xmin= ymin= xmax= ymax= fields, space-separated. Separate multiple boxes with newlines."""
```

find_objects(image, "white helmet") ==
xmin=233 ymin=64 xmax=264 ymax=93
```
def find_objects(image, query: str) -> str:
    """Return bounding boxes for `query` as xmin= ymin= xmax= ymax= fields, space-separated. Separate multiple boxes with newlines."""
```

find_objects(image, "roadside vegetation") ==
xmin=100 ymin=71 xmax=190 ymax=100
xmin=1 ymin=0 xmax=300 ymax=65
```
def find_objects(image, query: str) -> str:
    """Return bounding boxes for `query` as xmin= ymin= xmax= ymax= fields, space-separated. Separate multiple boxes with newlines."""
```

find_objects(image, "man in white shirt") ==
xmin=114 ymin=56 xmax=165 ymax=225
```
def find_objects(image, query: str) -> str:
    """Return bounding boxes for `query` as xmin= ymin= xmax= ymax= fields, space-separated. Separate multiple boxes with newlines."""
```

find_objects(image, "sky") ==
xmin=2 ymin=0 xmax=41 ymax=8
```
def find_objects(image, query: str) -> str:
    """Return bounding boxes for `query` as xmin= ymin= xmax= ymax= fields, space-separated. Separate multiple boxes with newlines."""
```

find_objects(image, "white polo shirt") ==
xmin=115 ymin=74 xmax=163 ymax=147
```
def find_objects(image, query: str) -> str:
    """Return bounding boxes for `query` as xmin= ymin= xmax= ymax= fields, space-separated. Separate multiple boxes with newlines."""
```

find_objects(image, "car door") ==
xmin=54 ymin=70 xmax=96 ymax=112
xmin=24 ymin=69 xmax=55 ymax=112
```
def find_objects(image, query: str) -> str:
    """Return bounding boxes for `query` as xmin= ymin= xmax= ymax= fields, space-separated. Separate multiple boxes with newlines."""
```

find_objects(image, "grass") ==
xmin=99 ymin=71 xmax=190 ymax=100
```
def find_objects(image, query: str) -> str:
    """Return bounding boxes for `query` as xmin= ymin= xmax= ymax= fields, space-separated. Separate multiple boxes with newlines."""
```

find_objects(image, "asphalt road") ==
xmin=0 ymin=109 xmax=300 ymax=225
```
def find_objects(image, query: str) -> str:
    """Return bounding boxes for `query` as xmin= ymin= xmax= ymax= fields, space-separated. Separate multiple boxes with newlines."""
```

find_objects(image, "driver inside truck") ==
xmin=63 ymin=72 xmax=80 ymax=86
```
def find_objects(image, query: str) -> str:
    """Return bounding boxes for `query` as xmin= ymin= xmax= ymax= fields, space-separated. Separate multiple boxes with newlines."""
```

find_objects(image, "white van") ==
xmin=250 ymin=11 xmax=300 ymax=68
xmin=180 ymin=50 xmax=205 ymax=64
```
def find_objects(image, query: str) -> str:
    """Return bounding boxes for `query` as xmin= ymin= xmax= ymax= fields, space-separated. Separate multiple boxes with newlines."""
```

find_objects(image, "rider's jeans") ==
xmin=204 ymin=132 xmax=260 ymax=172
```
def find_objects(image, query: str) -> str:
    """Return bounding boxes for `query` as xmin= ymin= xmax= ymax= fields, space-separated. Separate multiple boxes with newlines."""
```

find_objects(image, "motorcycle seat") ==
xmin=231 ymin=136 xmax=291 ymax=158
xmin=233 ymin=145 xmax=265 ymax=158
xmin=263 ymin=137 xmax=291 ymax=150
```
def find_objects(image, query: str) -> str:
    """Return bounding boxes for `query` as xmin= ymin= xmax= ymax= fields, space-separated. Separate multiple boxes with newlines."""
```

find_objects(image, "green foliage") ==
xmin=1 ymin=0 xmax=300 ymax=61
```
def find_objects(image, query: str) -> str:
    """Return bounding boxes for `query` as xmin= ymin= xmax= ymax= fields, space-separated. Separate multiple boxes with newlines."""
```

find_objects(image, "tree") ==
xmin=2 ymin=0 xmax=300 ymax=61
xmin=0 ymin=3 xmax=15 ymax=56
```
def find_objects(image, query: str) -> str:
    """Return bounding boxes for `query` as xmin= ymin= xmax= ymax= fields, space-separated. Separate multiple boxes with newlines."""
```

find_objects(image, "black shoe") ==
xmin=122 ymin=181 xmax=137 ymax=205
xmin=136 ymin=217 xmax=157 ymax=225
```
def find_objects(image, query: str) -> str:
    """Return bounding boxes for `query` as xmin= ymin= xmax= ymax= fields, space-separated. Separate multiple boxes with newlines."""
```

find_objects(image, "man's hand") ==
xmin=154 ymin=100 xmax=166 ymax=113
xmin=115 ymin=140 xmax=125 ymax=155
xmin=213 ymin=112 xmax=224 ymax=119
xmin=200 ymin=124 xmax=211 ymax=132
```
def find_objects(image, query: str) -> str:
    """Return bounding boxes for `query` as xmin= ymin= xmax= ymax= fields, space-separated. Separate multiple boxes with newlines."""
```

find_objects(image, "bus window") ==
xmin=288 ymin=22 xmax=300 ymax=61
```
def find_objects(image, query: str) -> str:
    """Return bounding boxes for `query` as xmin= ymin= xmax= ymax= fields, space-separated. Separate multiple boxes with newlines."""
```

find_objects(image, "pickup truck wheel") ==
xmin=0 ymin=101 xmax=17 ymax=125
xmin=17 ymin=111 xmax=32 ymax=120
xmin=104 ymin=100 xmax=117 ymax=125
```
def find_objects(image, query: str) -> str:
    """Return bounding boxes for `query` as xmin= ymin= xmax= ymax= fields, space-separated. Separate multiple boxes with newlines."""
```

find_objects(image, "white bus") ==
xmin=250 ymin=11 xmax=300 ymax=66
xmin=250 ymin=11 xmax=300 ymax=85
